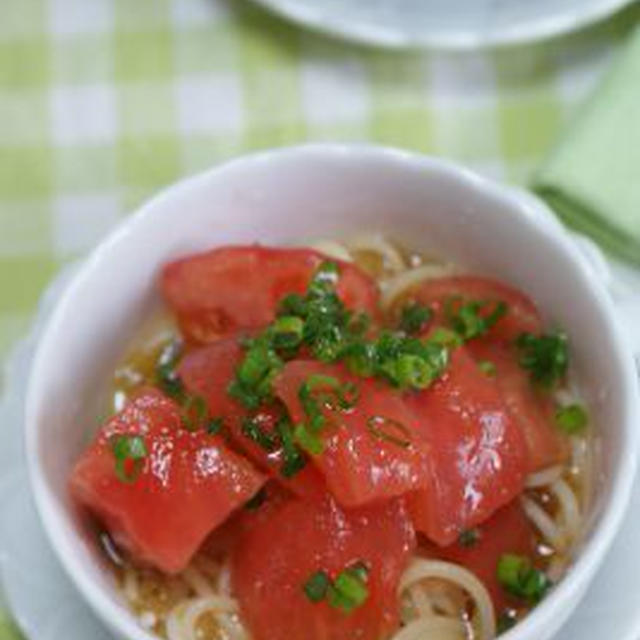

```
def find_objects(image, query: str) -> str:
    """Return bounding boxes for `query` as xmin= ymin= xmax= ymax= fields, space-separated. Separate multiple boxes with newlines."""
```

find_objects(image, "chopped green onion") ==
xmin=555 ymin=403 xmax=588 ymax=434
xmin=294 ymin=423 xmax=324 ymax=455
xmin=497 ymin=554 xmax=550 ymax=604
xmin=244 ymin=488 xmax=267 ymax=511
xmin=496 ymin=609 xmax=518 ymax=634
xmin=458 ymin=528 xmax=481 ymax=548
xmin=367 ymin=416 xmax=412 ymax=449
xmin=516 ymin=332 xmax=568 ymax=387
xmin=478 ymin=360 xmax=497 ymax=377
xmin=242 ymin=417 xmax=278 ymax=452
xmin=328 ymin=564 xmax=370 ymax=614
xmin=272 ymin=315 xmax=304 ymax=350
xmin=303 ymin=571 xmax=331 ymax=603
xmin=446 ymin=298 xmax=507 ymax=341
xmin=207 ymin=417 xmax=224 ymax=435
xmin=111 ymin=435 xmax=147 ymax=484
xmin=399 ymin=302 xmax=432 ymax=335
xmin=276 ymin=417 xmax=307 ymax=477
xmin=155 ymin=339 xmax=184 ymax=400
xmin=429 ymin=327 xmax=463 ymax=348
xmin=182 ymin=394 xmax=208 ymax=431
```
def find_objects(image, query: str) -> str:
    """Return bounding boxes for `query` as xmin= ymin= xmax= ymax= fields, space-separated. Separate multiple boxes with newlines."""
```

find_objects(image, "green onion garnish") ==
xmin=496 ymin=609 xmax=518 ymax=634
xmin=272 ymin=315 xmax=304 ymax=350
xmin=458 ymin=528 xmax=481 ymax=548
xmin=446 ymin=298 xmax=507 ymax=341
xmin=303 ymin=571 xmax=331 ymax=602
xmin=516 ymin=332 xmax=568 ymax=388
xmin=111 ymin=435 xmax=147 ymax=484
xmin=478 ymin=360 xmax=497 ymax=377
xmin=303 ymin=562 xmax=370 ymax=613
xmin=241 ymin=416 xmax=278 ymax=451
xmin=555 ymin=404 xmax=588 ymax=434
xmin=399 ymin=302 xmax=432 ymax=335
xmin=244 ymin=487 xmax=267 ymax=511
xmin=276 ymin=416 xmax=307 ymax=477
xmin=155 ymin=339 xmax=185 ymax=400
xmin=367 ymin=416 xmax=412 ymax=449
xmin=294 ymin=423 xmax=324 ymax=456
xmin=497 ymin=554 xmax=551 ymax=604
xmin=207 ymin=417 xmax=224 ymax=435
xmin=182 ymin=394 xmax=208 ymax=431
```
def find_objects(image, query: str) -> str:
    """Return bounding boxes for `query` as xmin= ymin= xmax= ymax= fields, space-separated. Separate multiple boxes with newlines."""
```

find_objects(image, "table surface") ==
xmin=1 ymin=0 xmax=639 ymax=636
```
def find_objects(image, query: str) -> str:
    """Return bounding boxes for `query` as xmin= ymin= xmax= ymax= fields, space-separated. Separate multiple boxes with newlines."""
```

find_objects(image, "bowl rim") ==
xmin=24 ymin=143 xmax=640 ymax=640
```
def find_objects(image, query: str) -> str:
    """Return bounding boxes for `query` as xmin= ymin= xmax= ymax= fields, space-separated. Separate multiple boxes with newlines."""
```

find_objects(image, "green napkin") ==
xmin=533 ymin=24 xmax=640 ymax=265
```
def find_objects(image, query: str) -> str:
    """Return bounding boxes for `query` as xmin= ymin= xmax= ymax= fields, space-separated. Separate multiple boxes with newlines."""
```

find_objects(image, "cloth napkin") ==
xmin=533 ymin=25 xmax=640 ymax=265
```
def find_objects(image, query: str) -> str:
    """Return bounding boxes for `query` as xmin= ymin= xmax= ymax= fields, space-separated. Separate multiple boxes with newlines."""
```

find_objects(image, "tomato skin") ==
xmin=411 ymin=276 xmax=542 ymax=343
xmin=423 ymin=499 xmax=538 ymax=614
xmin=274 ymin=360 xmax=433 ymax=508
xmin=232 ymin=492 xmax=415 ymax=640
xmin=407 ymin=347 xmax=528 ymax=546
xmin=70 ymin=388 xmax=265 ymax=574
xmin=468 ymin=341 xmax=569 ymax=472
xmin=178 ymin=338 xmax=325 ymax=499
xmin=161 ymin=246 xmax=379 ymax=344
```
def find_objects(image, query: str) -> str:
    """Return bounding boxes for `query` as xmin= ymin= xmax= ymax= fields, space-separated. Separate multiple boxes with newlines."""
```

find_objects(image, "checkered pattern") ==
xmin=0 ymin=0 xmax=638 ymax=634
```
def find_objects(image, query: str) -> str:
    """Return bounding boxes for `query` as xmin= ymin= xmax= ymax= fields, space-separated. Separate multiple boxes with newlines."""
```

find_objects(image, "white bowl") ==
xmin=25 ymin=145 xmax=639 ymax=640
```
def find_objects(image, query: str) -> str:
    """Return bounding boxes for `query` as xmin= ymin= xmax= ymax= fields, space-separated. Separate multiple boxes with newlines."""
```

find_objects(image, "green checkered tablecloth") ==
xmin=0 ymin=0 xmax=639 ymax=637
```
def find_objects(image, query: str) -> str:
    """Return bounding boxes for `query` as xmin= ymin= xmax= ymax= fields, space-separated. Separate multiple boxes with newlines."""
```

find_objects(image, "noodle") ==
xmin=380 ymin=263 xmax=460 ymax=311
xmin=346 ymin=234 xmax=407 ymax=274
xmin=521 ymin=496 xmax=566 ymax=552
xmin=525 ymin=465 xmax=564 ymax=489
xmin=397 ymin=559 xmax=496 ymax=640
xmin=550 ymin=478 xmax=581 ymax=540
xmin=310 ymin=240 xmax=354 ymax=263
xmin=392 ymin=617 xmax=468 ymax=640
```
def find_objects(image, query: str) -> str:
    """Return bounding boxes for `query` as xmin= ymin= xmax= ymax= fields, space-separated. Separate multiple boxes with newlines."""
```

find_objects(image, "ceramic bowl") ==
xmin=25 ymin=144 xmax=639 ymax=640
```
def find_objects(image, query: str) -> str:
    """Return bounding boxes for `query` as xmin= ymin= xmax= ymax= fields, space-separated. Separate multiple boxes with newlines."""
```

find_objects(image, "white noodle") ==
xmin=398 ymin=559 xmax=495 ymax=640
xmin=550 ymin=478 xmax=581 ymax=540
xmin=346 ymin=234 xmax=406 ymax=273
xmin=123 ymin=566 xmax=139 ymax=603
xmin=380 ymin=263 xmax=460 ymax=310
xmin=310 ymin=240 xmax=354 ymax=262
xmin=525 ymin=465 xmax=564 ymax=488
xmin=216 ymin=561 xmax=232 ymax=597
xmin=182 ymin=565 xmax=214 ymax=597
xmin=522 ymin=496 xmax=566 ymax=552
xmin=392 ymin=616 xmax=467 ymax=640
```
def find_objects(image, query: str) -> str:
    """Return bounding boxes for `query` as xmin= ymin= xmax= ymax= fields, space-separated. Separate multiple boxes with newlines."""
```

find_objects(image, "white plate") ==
xmin=251 ymin=0 xmax=636 ymax=49
xmin=1 ymin=254 xmax=640 ymax=640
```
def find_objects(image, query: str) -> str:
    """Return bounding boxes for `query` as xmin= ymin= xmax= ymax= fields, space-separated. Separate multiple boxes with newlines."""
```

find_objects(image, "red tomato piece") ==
xmin=423 ymin=499 xmax=537 ymax=613
xmin=161 ymin=245 xmax=379 ymax=343
xmin=232 ymin=492 xmax=415 ymax=640
xmin=274 ymin=360 xmax=433 ymax=508
xmin=467 ymin=341 xmax=569 ymax=472
xmin=70 ymin=388 xmax=265 ymax=574
xmin=411 ymin=276 xmax=542 ymax=343
xmin=406 ymin=347 xmax=528 ymax=546
xmin=178 ymin=338 xmax=325 ymax=499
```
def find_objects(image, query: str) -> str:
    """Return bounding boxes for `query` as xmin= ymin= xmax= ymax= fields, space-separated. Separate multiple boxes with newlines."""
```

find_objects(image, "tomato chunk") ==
xmin=232 ymin=492 xmax=415 ymax=640
xmin=161 ymin=246 xmax=379 ymax=343
xmin=424 ymin=499 xmax=537 ymax=613
xmin=274 ymin=361 xmax=432 ymax=508
xmin=70 ymin=388 xmax=265 ymax=573
xmin=407 ymin=348 xmax=528 ymax=546
xmin=410 ymin=276 xmax=542 ymax=343
xmin=178 ymin=338 xmax=325 ymax=498
xmin=467 ymin=341 xmax=569 ymax=472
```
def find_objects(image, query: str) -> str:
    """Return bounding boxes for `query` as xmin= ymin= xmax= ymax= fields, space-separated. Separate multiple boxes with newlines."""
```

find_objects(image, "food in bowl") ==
xmin=69 ymin=236 xmax=593 ymax=640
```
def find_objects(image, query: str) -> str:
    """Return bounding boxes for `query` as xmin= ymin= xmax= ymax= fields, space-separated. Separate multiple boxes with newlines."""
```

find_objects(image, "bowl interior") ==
xmin=26 ymin=147 xmax=634 ymax=640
